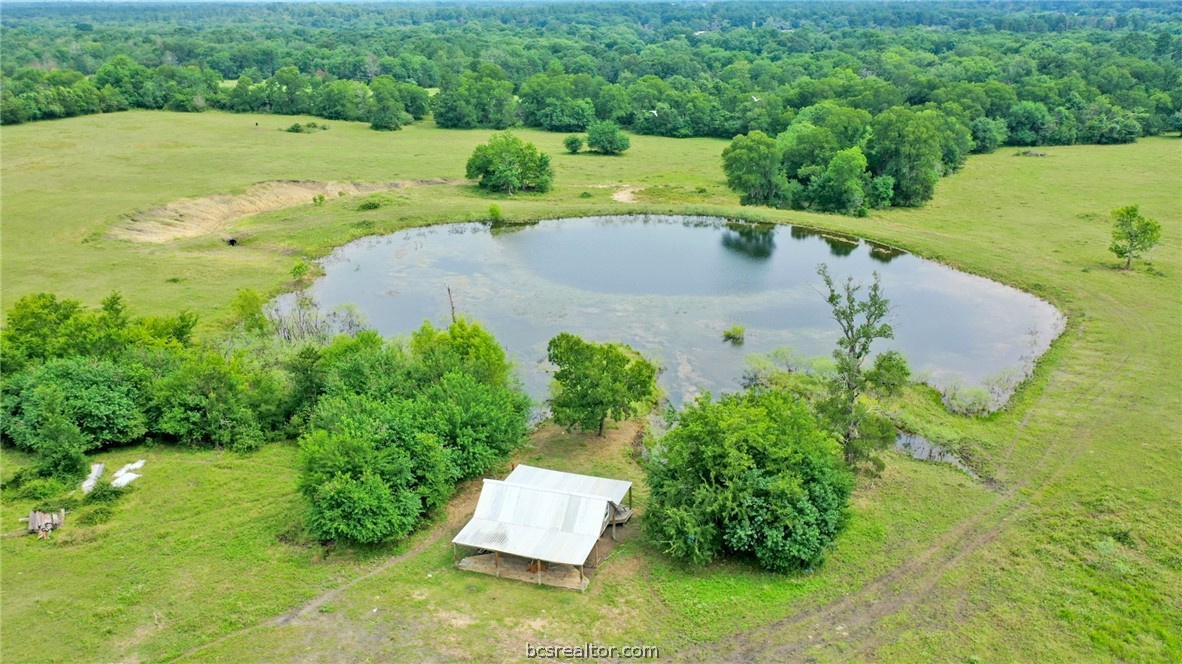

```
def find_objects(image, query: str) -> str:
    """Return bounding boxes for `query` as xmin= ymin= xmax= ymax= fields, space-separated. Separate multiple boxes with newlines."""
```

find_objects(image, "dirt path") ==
xmin=170 ymin=480 xmax=481 ymax=662
xmin=172 ymin=420 xmax=646 ymax=662
xmin=110 ymin=179 xmax=455 ymax=243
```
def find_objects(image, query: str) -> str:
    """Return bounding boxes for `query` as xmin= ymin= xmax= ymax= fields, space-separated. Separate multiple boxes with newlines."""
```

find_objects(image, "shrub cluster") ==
xmin=645 ymin=390 xmax=853 ymax=572
xmin=297 ymin=322 xmax=530 ymax=544
xmin=465 ymin=132 xmax=554 ymax=194
xmin=1 ymin=291 xmax=531 ymax=547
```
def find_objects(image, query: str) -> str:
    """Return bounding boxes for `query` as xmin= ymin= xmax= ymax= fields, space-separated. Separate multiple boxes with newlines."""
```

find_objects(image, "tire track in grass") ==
xmin=168 ymin=481 xmax=481 ymax=662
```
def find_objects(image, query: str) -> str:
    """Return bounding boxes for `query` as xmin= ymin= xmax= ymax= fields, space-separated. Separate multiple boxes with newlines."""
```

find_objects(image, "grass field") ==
xmin=1 ymin=110 xmax=1180 ymax=662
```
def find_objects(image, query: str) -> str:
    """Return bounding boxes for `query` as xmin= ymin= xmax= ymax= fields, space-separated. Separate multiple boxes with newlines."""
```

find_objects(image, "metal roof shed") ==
xmin=452 ymin=479 xmax=610 ymax=566
xmin=451 ymin=468 xmax=635 ymax=591
xmin=504 ymin=464 xmax=633 ymax=506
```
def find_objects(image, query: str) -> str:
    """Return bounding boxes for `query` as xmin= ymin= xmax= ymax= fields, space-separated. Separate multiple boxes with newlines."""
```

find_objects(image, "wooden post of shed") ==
xmin=495 ymin=551 xmax=500 ymax=578
xmin=612 ymin=508 xmax=617 ymax=541
xmin=536 ymin=560 xmax=542 ymax=585
xmin=594 ymin=540 xmax=600 ymax=568
xmin=579 ymin=564 xmax=585 ymax=593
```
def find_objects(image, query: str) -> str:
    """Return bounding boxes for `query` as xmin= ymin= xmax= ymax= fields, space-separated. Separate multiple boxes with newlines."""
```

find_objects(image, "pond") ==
xmin=284 ymin=215 xmax=1063 ymax=406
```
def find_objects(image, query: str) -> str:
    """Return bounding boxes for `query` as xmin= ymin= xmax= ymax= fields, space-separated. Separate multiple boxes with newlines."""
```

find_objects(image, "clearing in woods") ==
xmin=0 ymin=111 xmax=1178 ymax=663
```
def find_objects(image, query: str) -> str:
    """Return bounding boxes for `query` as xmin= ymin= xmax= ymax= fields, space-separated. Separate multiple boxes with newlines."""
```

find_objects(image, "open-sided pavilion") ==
xmin=451 ymin=465 xmax=634 ymax=591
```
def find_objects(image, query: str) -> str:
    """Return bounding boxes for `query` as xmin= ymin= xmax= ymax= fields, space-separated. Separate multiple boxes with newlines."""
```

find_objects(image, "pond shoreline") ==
xmin=276 ymin=214 xmax=1066 ymax=413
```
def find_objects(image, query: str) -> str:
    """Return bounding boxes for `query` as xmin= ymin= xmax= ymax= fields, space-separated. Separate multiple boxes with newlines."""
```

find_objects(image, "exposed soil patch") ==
xmin=110 ymin=179 xmax=452 ymax=243
xmin=612 ymin=186 xmax=640 ymax=203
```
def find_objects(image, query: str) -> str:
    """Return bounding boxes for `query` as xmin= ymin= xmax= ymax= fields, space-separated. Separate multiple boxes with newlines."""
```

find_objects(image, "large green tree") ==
xmin=368 ymin=75 xmax=409 ymax=131
xmin=645 ymin=389 xmax=853 ymax=571
xmin=807 ymin=146 xmax=868 ymax=214
xmin=721 ymin=130 xmax=791 ymax=207
xmin=546 ymin=333 xmax=657 ymax=436
xmin=865 ymin=107 xmax=943 ymax=207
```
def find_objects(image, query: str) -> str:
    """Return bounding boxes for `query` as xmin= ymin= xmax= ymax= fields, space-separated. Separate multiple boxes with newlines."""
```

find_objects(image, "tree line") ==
xmin=3 ymin=0 xmax=1181 ymax=149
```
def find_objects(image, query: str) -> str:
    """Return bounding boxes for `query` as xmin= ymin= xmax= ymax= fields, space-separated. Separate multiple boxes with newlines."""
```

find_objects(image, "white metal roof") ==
xmin=452 ymin=479 xmax=610 ymax=565
xmin=504 ymin=464 xmax=632 ymax=505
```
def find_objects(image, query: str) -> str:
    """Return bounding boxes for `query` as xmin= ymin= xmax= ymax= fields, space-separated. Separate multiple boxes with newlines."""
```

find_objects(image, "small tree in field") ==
xmin=465 ymin=132 xmax=554 ymax=194
xmin=564 ymin=135 xmax=584 ymax=154
xmin=816 ymin=264 xmax=897 ymax=472
xmin=1109 ymin=205 xmax=1162 ymax=270
xmin=546 ymin=333 xmax=656 ymax=435
xmin=586 ymin=121 xmax=630 ymax=155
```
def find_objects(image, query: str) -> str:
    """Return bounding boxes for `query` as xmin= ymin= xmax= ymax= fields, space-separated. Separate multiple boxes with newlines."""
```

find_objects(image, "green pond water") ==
xmin=284 ymin=215 xmax=1064 ymax=408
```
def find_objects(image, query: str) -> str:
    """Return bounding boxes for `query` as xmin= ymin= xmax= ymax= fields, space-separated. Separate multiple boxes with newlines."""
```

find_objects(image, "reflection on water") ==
xmin=867 ymin=241 xmax=906 ymax=264
xmin=279 ymin=215 xmax=1064 ymax=405
xmin=721 ymin=222 xmax=776 ymax=259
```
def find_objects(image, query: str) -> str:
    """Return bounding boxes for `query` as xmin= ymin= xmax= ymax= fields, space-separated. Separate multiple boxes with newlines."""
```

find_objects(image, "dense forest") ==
xmin=2 ymin=0 xmax=1180 ymax=207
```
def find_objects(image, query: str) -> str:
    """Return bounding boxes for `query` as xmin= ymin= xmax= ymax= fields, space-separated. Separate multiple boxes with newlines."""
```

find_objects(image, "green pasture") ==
xmin=0 ymin=111 xmax=1179 ymax=662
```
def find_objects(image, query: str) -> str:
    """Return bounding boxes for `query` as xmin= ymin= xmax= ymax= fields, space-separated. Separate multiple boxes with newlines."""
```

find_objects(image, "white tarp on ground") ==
xmin=81 ymin=464 xmax=105 ymax=493
xmin=504 ymin=464 xmax=632 ymax=505
xmin=452 ymin=479 xmax=611 ymax=566
xmin=111 ymin=472 xmax=140 ymax=488
xmin=113 ymin=460 xmax=146 ymax=479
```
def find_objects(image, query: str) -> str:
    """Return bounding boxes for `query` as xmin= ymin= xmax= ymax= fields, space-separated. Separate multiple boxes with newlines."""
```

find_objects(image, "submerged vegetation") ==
xmin=722 ymin=325 xmax=746 ymax=344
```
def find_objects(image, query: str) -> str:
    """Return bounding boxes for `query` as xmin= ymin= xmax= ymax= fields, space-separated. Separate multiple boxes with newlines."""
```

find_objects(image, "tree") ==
xmin=465 ymin=132 xmax=554 ymax=194
xmin=865 ymin=107 xmax=943 ymax=207
xmin=33 ymin=400 xmax=90 ymax=481
xmin=1109 ymin=205 xmax=1162 ymax=270
xmin=816 ymin=264 xmax=896 ymax=471
xmin=807 ymin=146 xmax=868 ymax=214
xmin=721 ymin=130 xmax=791 ymax=207
xmin=1168 ymin=110 xmax=1182 ymax=136
xmin=644 ymin=389 xmax=853 ymax=571
xmin=150 ymin=351 xmax=264 ymax=452
xmin=865 ymin=350 xmax=911 ymax=396
xmin=779 ymin=123 xmax=838 ymax=179
xmin=1006 ymin=101 xmax=1052 ymax=146
xmin=564 ymin=135 xmax=584 ymax=154
xmin=970 ymin=116 xmax=1008 ymax=153
xmin=2 ymin=359 xmax=147 ymax=452
xmin=315 ymin=79 xmax=367 ymax=121
xmin=227 ymin=75 xmax=261 ymax=113
xmin=410 ymin=318 xmax=513 ymax=388
xmin=267 ymin=66 xmax=310 ymax=115
xmin=546 ymin=333 xmax=657 ymax=436
xmin=368 ymin=76 xmax=409 ymax=131
xmin=585 ymin=120 xmax=630 ymax=154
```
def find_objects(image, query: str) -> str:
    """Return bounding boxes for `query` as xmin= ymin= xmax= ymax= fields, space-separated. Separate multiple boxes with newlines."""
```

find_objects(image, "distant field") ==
xmin=1 ymin=111 xmax=1180 ymax=662
xmin=0 ymin=110 xmax=732 ymax=320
